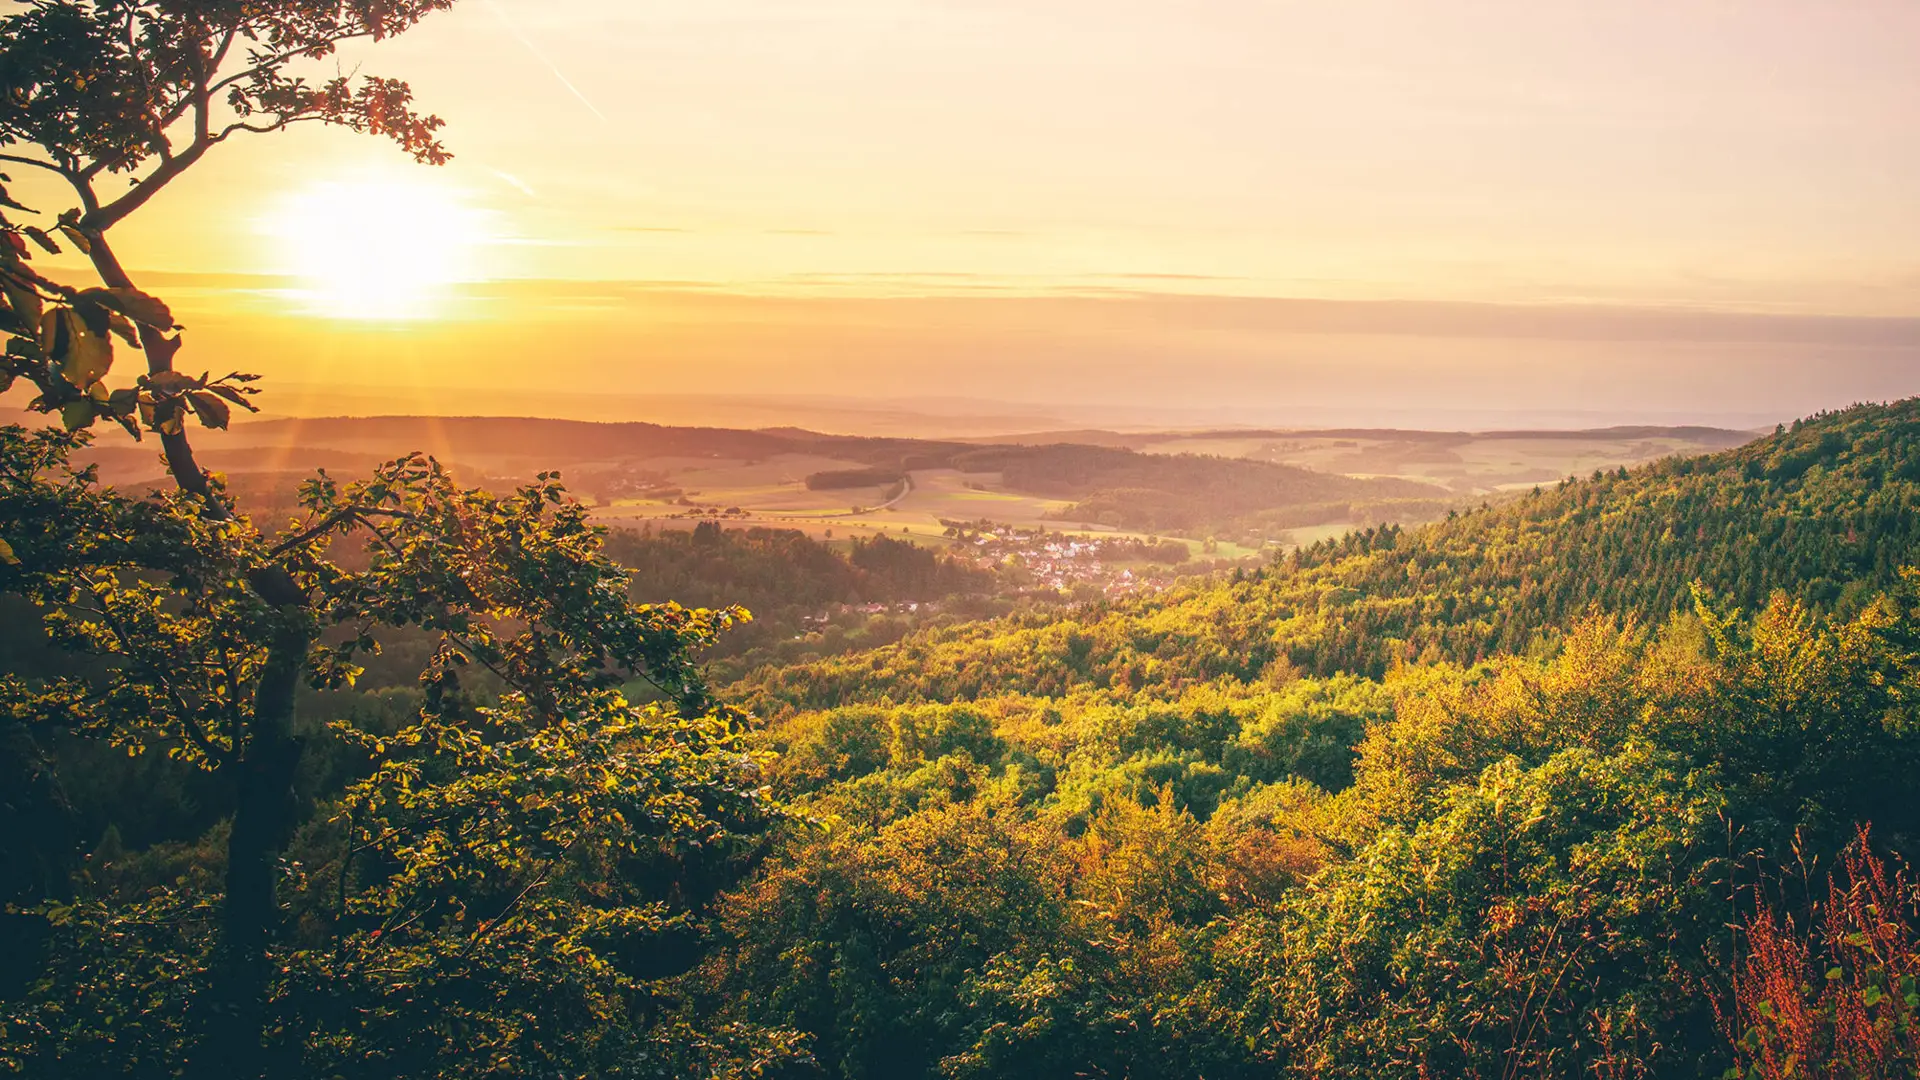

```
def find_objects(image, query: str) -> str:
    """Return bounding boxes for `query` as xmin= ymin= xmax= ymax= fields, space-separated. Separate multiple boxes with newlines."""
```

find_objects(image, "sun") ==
xmin=264 ymin=173 xmax=494 ymax=321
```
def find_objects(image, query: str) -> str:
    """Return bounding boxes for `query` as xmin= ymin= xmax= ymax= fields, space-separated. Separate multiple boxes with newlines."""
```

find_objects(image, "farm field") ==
xmin=594 ymin=464 xmax=1141 ymax=547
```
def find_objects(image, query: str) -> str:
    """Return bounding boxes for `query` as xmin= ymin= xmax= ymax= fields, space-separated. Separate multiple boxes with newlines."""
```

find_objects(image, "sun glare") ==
xmin=264 ymin=174 xmax=494 ymax=321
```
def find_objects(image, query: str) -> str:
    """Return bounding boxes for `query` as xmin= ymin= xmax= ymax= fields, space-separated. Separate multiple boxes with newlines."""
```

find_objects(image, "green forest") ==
xmin=5 ymin=4 xmax=1920 ymax=1079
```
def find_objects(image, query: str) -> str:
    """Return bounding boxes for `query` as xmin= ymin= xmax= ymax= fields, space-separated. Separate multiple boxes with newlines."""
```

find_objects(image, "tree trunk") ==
xmin=87 ymin=237 xmax=315 ymax=1079
xmin=194 ymin=616 xmax=307 ymax=1080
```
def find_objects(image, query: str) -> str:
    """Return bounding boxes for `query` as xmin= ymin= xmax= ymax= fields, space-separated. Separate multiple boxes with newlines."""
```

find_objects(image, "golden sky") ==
xmin=9 ymin=0 xmax=1920 ymax=427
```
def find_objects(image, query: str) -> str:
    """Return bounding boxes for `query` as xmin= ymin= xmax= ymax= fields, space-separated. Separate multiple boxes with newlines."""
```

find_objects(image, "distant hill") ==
xmin=213 ymin=415 xmax=1450 ymax=538
xmin=737 ymin=399 xmax=1920 ymax=710
xmin=964 ymin=424 xmax=1757 ymax=450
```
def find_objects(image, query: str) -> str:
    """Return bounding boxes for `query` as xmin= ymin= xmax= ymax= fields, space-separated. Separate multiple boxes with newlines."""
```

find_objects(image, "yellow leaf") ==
xmin=0 ymin=538 xmax=17 ymax=565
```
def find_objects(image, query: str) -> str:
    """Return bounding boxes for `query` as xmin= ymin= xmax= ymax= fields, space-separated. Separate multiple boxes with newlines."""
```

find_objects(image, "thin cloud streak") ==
xmin=485 ymin=0 xmax=608 ymax=124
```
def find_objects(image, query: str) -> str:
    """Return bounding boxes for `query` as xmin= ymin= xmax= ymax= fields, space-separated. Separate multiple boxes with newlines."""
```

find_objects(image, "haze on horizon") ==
xmin=6 ymin=0 xmax=1919 ymax=431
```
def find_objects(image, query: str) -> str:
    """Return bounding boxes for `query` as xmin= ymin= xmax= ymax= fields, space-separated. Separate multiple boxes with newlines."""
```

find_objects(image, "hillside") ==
xmin=678 ymin=399 xmax=1920 ymax=1079
xmin=737 ymin=403 xmax=1919 ymax=712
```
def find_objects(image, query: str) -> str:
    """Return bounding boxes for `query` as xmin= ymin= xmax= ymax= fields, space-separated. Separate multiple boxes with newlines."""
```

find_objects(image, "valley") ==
xmin=71 ymin=414 xmax=1755 ymax=555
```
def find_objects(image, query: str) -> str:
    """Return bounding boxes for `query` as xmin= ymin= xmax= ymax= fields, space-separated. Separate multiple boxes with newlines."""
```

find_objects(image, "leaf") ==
xmin=40 ymin=308 xmax=113 ymax=390
xmin=61 ymin=398 xmax=95 ymax=431
xmin=143 ymin=371 xmax=199 ymax=395
xmin=150 ymin=397 xmax=185 ymax=435
xmin=2 ymin=282 xmax=42 ymax=332
xmin=0 ymin=538 xmax=16 ymax=565
xmin=208 ymin=383 xmax=262 ymax=412
xmin=102 ymin=288 xmax=175 ymax=330
xmin=54 ymin=222 xmax=91 ymax=254
xmin=108 ymin=387 xmax=139 ymax=416
xmin=20 ymin=227 xmax=60 ymax=255
xmin=188 ymin=391 xmax=231 ymax=430
xmin=103 ymin=310 xmax=140 ymax=347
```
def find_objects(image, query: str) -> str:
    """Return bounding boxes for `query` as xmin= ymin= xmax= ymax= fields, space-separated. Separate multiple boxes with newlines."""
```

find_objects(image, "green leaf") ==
xmin=60 ymin=397 xmax=95 ymax=431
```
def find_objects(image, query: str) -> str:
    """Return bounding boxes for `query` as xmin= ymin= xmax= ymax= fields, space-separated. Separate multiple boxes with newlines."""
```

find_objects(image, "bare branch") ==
xmin=0 ymin=153 xmax=71 ymax=181
xmin=213 ymin=116 xmax=327 ymax=142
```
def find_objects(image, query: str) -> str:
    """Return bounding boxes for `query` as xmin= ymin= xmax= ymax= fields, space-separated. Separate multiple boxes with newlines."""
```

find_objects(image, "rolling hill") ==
xmin=79 ymin=415 xmax=1748 ymax=547
xmin=736 ymin=401 xmax=1920 ymax=708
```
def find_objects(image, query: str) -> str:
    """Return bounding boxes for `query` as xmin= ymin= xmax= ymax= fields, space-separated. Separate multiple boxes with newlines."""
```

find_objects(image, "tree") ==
xmin=0 ymin=5 xmax=793 ymax=1077
xmin=0 ymin=432 xmax=787 ymax=1077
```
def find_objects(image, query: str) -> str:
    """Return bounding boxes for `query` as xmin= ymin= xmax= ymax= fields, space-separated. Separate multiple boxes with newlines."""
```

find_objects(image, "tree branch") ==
xmin=0 ymin=153 xmax=70 ymax=181
xmin=80 ymin=139 xmax=210 ymax=233
xmin=204 ymin=31 xmax=380 ymax=99
xmin=269 ymin=506 xmax=416 ymax=559
xmin=213 ymin=115 xmax=330 ymax=143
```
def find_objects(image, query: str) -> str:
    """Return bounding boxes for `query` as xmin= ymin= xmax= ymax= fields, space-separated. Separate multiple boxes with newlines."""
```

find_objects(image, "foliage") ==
xmin=600 ymin=525 xmax=996 ymax=675
xmin=711 ymin=788 xmax=1061 ymax=1080
xmin=805 ymin=468 xmax=905 ymax=491
xmin=1245 ymin=747 xmax=1728 ymax=1079
xmin=0 ymin=427 xmax=785 ymax=1077
xmin=693 ymin=403 xmax=1920 ymax=1078
xmin=1725 ymin=830 xmax=1920 ymax=1080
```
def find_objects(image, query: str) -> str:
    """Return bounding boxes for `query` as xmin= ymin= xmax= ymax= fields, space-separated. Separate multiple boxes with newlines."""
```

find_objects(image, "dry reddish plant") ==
xmin=1725 ymin=828 xmax=1920 ymax=1079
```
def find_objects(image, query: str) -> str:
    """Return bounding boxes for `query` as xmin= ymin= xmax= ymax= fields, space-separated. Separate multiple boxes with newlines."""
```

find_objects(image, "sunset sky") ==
xmin=10 ymin=0 xmax=1920 ymax=429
